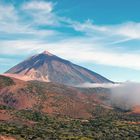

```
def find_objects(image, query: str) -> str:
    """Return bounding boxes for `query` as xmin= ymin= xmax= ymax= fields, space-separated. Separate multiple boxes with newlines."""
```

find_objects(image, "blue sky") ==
xmin=0 ymin=0 xmax=140 ymax=82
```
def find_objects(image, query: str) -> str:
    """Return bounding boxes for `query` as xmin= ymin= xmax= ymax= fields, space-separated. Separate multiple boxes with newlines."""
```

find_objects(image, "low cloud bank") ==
xmin=76 ymin=83 xmax=120 ymax=88
xmin=77 ymin=82 xmax=140 ymax=111
xmin=111 ymin=82 xmax=140 ymax=111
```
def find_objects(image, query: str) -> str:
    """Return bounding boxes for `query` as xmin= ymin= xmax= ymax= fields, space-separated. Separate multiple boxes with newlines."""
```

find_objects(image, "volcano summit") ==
xmin=5 ymin=51 xmax=112 ymax=85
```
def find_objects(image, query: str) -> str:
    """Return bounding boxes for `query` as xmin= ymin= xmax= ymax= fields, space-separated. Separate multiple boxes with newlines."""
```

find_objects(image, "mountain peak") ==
xmin=42 ymin=50 xmax=53 ymax=56
xmin=5 ymin=51 xmax=113 ymax=85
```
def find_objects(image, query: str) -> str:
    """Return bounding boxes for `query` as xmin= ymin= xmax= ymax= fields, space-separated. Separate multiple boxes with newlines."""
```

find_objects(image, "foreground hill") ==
xmin=0 ymin=75 xmax=111 ymax=119
xmin=5 ymin=51 xmax=112 ymax=85
xmin=0 ymin=75 xmax=139 ymax=118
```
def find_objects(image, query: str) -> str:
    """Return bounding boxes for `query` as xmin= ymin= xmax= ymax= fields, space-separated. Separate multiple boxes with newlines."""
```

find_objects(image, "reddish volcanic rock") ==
xmin=132 ymin=105 xmax=140 ymax=114
xmin=0 ymin=136 xmax=17 ymax=140
xmin=0 ymin=75 xmax=111 ymax=119
xmin=0 ymin=110 xmax=12 ymax=121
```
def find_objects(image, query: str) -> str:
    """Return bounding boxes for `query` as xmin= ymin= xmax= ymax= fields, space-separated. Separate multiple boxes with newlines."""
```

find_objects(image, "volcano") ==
xmin=5 ymin=51 xmax=112 ymax=85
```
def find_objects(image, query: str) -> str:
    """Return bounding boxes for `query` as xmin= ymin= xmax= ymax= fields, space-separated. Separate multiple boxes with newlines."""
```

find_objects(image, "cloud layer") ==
xmin=111 ymin=82 xmax=140 ymax=110
xmin=76 ymin=81 xmax=140 ymax=111
xmin=76 ymin=83 xmax=119 ymax=88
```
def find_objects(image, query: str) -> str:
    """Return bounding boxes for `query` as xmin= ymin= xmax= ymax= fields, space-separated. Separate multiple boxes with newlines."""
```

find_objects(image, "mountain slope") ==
xmin=5 ymin=51 xmax=112 ymax=85
xmin=0 ymin=75 xmax=112 ymax=119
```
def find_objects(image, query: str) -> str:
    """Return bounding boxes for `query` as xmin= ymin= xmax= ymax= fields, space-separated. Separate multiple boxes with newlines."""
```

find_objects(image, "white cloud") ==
xmin=0 ymin=4 xmax=17 ymax=21
xmin=21 ymin=0 xmax=59 ymax=26
xmin=0 ymin=4 xmax=22 ymax=33
xmin=111 ymin=82 xmax=140 ymax=110
xmin=22 ymin=0 xmax=54 ymax=12
xmin=71 ymin=20 xmax=140 ymax=41
xmin=0 ymin=1 xmax=60 ymax=38
xmin=115 ymin=22 xmax=140 ymax=39
xmin=76 ymin=83 xmax=119 ymax=88
xmin=1 ymin=38 xmax=140 ymax=71
xmin=50 ymin=40 xmax=140 ymax=70
xmin=71 ymin=19 xmax=107 ymax=33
